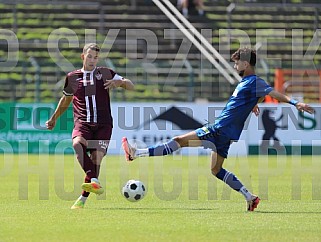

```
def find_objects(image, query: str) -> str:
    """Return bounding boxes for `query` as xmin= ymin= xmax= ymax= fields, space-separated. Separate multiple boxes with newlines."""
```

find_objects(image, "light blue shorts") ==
xmin=195 ymin=125 xmax=231 ymax=158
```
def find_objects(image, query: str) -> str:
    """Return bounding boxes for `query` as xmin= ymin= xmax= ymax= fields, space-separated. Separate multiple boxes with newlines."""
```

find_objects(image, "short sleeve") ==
xmin=62 ymin=75 xmax=74 ymax=96
xmin=255 ymin=78 xmax=273 ymax=97
xmin=112 ymin=73 xmax=124 ymax=81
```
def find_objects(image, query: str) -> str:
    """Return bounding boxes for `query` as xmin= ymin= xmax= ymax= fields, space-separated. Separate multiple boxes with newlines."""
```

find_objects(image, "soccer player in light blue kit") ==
xmin=122 ymin=47 xmax=315 ymax=211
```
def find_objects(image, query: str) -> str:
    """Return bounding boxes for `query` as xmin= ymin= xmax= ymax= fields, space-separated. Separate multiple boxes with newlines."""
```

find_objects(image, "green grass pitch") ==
xmin=1 ymin=154 xmax=321 ymax=241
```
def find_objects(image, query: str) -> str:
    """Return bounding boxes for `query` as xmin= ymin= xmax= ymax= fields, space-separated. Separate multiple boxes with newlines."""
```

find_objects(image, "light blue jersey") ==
xmin=214 ymin=74 xmax=273 ymax=140
xmin=196 ymin=74 xmax=273 ymax=157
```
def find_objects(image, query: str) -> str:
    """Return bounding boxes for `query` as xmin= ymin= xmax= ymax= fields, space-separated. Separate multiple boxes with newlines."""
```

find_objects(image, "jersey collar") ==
xmin=81 ymin=67 xmax=97 ymax=73
xmin=241 ymin=74 xmax=257 ymax=82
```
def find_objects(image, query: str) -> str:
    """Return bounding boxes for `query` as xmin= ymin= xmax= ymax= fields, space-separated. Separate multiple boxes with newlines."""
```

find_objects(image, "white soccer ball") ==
xmin=122 ymin=180 xmax=146 ymax=202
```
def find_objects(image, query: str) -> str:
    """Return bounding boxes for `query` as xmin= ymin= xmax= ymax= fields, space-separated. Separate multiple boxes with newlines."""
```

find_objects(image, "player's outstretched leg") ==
xmin=122 ymin=137 xmax=180 ymax=162
xmin=81 ymin=178 xmax=104 ymax=195
xmin=122 ymin=137 xmax=136 ymax=162
xmin=247 ymin=195 xmax=260 ymax=211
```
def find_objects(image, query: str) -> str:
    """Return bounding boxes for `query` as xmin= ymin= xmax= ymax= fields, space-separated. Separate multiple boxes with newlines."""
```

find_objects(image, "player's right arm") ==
xmin=46 ymin=95 xmax=72 ymax=130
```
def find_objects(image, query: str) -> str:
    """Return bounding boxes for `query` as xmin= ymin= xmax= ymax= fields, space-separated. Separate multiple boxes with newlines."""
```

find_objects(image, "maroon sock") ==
xmin=82 ymin=176 xmax=91 ymax=197
xmin=96 ymin=164 xmax=101 ymax=177
xmin=81 ymin=165 xmax=101 ymax=197
xmin=74 ymin=143 xmax=97 ymax=179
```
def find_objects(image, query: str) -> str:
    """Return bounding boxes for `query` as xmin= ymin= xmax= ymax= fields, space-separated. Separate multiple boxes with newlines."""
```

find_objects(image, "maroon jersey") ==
xmin=63 ymin=67 xmax=122 ymax=125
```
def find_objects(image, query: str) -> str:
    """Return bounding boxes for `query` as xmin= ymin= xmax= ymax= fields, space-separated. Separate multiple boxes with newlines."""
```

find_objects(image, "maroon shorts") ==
xmin=72 ymin=122 xmax=112 ymax=154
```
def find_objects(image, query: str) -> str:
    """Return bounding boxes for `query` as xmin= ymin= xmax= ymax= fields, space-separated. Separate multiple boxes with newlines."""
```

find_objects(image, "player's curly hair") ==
xmin=231 ymin=47 xmax=256 ymax=66
xmin=83 ymin=43 xmax=100 ymax=53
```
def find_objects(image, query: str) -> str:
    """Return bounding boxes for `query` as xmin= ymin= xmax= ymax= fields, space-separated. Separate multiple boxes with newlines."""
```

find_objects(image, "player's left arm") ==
xmin=252 ymin=96 xmax=265 ymax=116
xmin=104 ymin=78 xmax=135 ymax=91
xmin=268 ymin=90 xmax=315 ymax=114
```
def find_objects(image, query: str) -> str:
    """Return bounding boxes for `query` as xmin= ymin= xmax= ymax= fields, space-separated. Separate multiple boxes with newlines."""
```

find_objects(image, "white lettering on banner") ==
xmin=4 ymin=132 xmax=70 ymax=142
xmin=247 ymin=104 xmax=318 ymax=146
xmin=110 ymin=102 xmax=319 ymax=156
xmin=13 ymin=103 xmax=56 ymax=130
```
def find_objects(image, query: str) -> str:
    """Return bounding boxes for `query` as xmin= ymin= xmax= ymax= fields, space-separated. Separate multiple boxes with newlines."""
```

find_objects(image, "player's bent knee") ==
xmin=72 ymin=137 xmax=87 ymax=148
xmin=173 ymin=136 xmax=186 ymax=147
xmin=211 ymin=167 xmax=221 ymax=176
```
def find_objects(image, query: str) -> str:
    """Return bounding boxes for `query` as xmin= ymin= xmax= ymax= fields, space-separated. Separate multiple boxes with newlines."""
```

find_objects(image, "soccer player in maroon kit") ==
xmin=46 ymin=43 xmax=134 ymax=209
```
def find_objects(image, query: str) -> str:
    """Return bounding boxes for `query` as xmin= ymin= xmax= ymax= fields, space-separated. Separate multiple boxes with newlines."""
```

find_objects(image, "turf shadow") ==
xmin=96 ymin=207 xmax=217 ymax=211
xmin=255 ymin=211 xmax=321 ymax=214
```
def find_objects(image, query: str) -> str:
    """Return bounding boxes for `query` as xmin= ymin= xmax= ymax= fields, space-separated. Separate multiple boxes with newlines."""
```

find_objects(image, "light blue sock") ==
xmin=216 ymin=168 xmax=252 ymax=200
xmin=148 ymin=139 xmax=180 ymax=156
xmin=216 ymin=168 xmax=243 ymax=191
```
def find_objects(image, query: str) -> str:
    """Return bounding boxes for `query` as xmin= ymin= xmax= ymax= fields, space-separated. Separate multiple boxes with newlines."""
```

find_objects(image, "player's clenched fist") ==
xmin=46 ymin=119 xmax=56 ymax=130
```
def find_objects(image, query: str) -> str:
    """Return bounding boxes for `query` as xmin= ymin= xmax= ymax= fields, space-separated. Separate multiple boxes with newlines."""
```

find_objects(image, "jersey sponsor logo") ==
xmin=232 ymin=89 xmax=239 ymax=97
xmin=95 ymin=73 xmax=102 ymax=80
xmin=232 ymin=81 xmax=245 ymax=97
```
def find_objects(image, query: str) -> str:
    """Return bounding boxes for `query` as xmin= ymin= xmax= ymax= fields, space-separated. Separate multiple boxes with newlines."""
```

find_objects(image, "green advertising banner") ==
xmin=0 ymin=103 xmax=74 ymax=154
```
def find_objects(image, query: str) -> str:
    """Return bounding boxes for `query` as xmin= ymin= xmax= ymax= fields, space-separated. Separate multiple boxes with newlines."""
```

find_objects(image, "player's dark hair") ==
xmin=231 ymin=47 xmax=256 ymax=66
xmin=83 ymin=43 xmax=100 ymax=53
